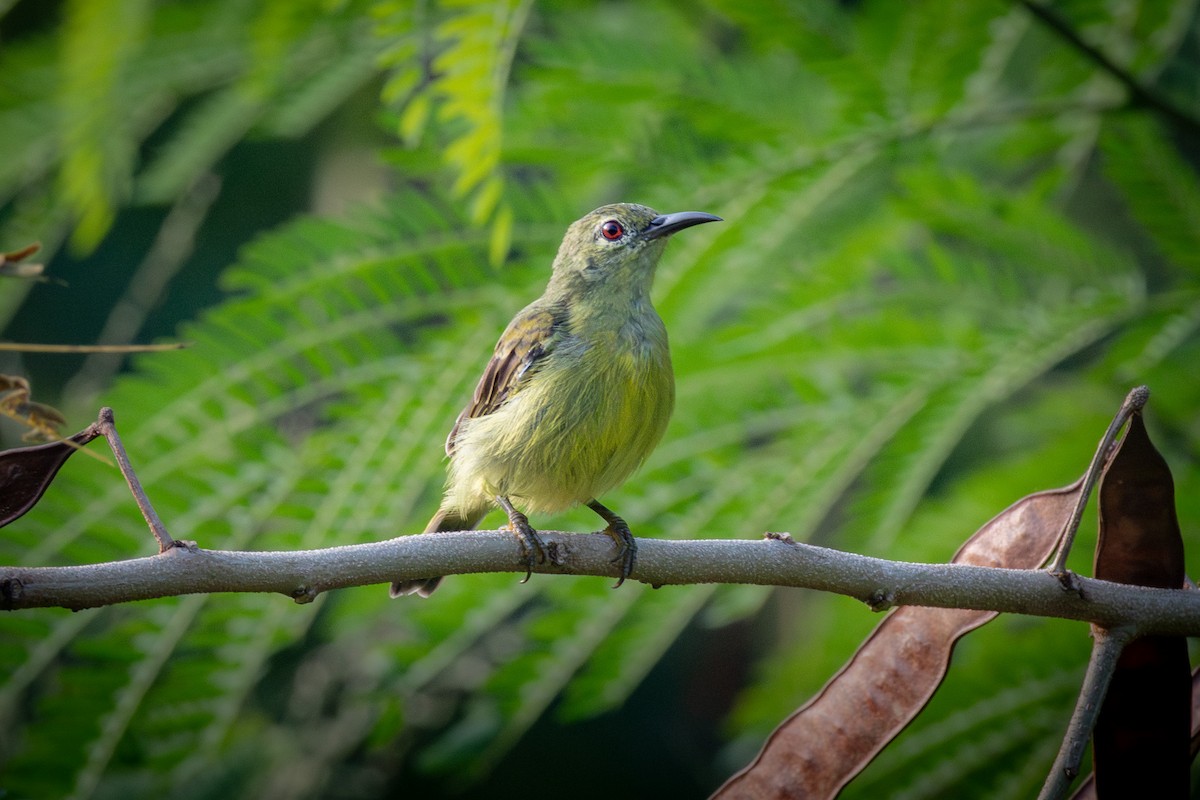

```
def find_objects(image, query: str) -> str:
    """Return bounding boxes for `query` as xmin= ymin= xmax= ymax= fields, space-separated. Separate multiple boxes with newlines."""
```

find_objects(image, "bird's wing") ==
xmin=445 ymin=304 xmax=559 ymax=457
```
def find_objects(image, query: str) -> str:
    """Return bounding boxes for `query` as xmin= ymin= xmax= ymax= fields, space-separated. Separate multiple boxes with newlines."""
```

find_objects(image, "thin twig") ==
xmin=1048 ymin=386 xmax=1148 ymax=577
xmin=0 ymin=342 xmax=187 ymax=353
xmin=95 ymin=407 xmax=176 ymax=552
xmin=1039 ymin=625 xmax=1134 ymax=800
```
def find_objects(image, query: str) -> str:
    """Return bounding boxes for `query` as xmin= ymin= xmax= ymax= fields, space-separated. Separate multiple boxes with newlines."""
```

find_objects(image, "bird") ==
xmin=390 ymin=203 xmax=722 ymax=598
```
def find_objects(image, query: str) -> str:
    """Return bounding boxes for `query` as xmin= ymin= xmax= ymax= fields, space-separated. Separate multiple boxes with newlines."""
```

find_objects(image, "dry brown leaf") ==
xmin=714 ymin=478 xmax=1085 ymax=799
xmin=0 ymin=374 xmax=68 ymax=442
xmin=1073 ymin=666 xmax=1200 ymax=799
xmin=1090 ymin=414 xmax=1189 ymax=796
xmin=0 ymin=242 xmax=45 ymax=279
xmin=0 ymin=424 xmax=102 ymax=527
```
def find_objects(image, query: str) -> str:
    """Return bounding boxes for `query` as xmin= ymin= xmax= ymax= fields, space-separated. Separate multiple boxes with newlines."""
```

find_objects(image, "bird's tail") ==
xmin=389 ymin=507 xmax=483 ymax=598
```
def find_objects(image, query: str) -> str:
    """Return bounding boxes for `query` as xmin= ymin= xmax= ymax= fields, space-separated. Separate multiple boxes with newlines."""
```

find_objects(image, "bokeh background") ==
xmin=2 ymin=1 xmax=1199 ymax=797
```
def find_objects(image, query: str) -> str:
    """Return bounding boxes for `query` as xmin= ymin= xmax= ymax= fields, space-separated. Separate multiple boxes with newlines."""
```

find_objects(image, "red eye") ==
xmin=601 ymin=220 xmax=624 ymax=240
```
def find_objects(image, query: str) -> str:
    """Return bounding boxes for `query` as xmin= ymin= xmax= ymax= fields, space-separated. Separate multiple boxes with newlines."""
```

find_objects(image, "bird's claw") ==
xmin=497 ymin=497 xmax=545 ymax=585
xmin=510 ymin=517 xmax=546 ymax=584
xmin=603 ymin=522 xmax=638 ymax=588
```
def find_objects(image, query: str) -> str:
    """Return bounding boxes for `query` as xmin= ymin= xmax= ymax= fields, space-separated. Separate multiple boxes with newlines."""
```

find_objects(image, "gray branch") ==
xmin=1039 ymin=626 xmax=1133 ymax=800
xmin=2 ymin=530 xmax=1198 ymax=637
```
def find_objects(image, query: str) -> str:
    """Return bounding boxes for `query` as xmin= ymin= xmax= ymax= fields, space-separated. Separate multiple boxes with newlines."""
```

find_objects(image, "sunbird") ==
xmin=391 ymin=204 xmax=722 ymax=597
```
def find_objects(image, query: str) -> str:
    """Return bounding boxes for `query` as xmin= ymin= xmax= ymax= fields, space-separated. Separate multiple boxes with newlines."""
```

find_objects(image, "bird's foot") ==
xmin=511 ymin=518 xmax=546 ymax=583
xmin=586 ymin=500 xmax=638 ymax=588
xmin=602 ymin=519 xmax=638 ymax=589
xmin=497 ymin=497 xmax=545 ymax=584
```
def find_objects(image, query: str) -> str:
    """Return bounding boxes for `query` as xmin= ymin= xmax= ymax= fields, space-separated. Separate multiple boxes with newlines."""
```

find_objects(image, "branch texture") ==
xmin=2 ymin=530 xmax=1198 ymax=637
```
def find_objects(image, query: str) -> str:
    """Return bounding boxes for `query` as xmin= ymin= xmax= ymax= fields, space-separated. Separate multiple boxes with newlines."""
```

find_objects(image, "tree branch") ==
xmin=1039 ymin=625 xmax=1133 ymax=800
xmin=1048 ymin=386 xmax=1146 ymax=575
xmin=2 ymin=530 xmax=1198 ymax=636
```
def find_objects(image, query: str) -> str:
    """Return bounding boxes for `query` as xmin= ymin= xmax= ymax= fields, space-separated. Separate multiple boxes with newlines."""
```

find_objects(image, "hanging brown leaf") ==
xmin=1072 ymin=665 xmax=1200 ymax=800
xmin=1090 ymin=413 xmax=1188 ymax=797
xmin=0 ymin=374 xmax=68 ymax=442
xmin=0 ymin=242 xmax=45 ymax=279
xmin=1193 ymin=666 xmax=1200 ymax=761
xmin=715 ymin=478 xmax=1085 ymax=800
xmin=0 ymin=424 xmax=101 ymax=527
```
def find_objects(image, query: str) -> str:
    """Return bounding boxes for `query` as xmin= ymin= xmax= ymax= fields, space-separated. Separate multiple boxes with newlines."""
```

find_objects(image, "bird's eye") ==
xmin=600 ymin=220 xmax=624 ymax=241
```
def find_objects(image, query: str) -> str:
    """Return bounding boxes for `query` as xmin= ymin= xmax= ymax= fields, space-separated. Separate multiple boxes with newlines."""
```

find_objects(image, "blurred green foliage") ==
xmin=1 ymin=1 xmax=1198 ymax=797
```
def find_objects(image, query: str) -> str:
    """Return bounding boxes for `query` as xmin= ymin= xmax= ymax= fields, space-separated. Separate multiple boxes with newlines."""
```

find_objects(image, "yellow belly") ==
xmin=445 ymin=333 xmax=674 ymax=516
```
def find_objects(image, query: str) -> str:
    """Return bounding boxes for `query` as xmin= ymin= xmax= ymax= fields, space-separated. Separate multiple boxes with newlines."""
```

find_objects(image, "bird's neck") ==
xmin=547 ymin=248 xmax=659 ymax=304
xmin=546 ymin=272 xmax=655 ymax=323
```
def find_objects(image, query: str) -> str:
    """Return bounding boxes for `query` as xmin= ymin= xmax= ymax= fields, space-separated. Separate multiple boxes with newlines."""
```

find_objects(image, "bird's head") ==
xmin=548 ymin=203 xmax=721 ymax=298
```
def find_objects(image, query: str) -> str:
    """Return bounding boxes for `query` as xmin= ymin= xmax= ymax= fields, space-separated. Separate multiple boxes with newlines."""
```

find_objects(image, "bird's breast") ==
xmin=447 ymin=303 xmax=674 ymax=514
xmin=506 ymin=310 xmax=673 ymax=507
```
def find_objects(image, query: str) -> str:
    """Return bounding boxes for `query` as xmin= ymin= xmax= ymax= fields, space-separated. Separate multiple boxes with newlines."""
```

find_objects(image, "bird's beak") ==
xmin=642 ymin=211 xmax=722 ymax=240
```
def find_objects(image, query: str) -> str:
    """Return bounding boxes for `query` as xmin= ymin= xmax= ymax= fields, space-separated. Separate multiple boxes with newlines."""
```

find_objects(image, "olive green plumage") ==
xmin=391 ymin=203 xmax=721 ymax=597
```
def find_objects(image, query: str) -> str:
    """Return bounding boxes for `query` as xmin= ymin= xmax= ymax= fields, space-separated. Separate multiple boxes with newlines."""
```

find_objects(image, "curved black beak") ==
xmin=642 ymin=211 xmax=722 ymax=240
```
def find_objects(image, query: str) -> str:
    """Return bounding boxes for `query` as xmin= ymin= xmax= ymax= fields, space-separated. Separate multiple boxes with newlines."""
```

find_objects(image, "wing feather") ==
xmin=445 ymin=305 xmax=559 ymax=456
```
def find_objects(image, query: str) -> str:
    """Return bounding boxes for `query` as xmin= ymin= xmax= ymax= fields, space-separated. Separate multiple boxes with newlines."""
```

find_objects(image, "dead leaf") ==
xmin=0 ymin=374 xmax=68 ymax=442
xmin=0 ymin=425 xmax=101 ymax=527
xmin=714 ymin=478 xmax=1085 ymax=799
xmin=0 ymin=242 xmax=45 ymax=279
xmin=1090 ymin=414 xmax=1188 ymax=796
xmin=1072 ymin=665 xmax=1200 ymax=799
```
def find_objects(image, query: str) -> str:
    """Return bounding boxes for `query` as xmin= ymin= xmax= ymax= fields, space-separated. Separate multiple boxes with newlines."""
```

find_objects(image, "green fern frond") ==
xmin=378 ymin=0 xmax=532 ymax=264
xmin=2 ymin=0 xmax=382 ymax=254
xmin=558 ymin=584 xmax=716 ymax=720
xmin=138 ymin=9 xmax=383 ymax=204
xmin=0 ymin=190 xmax=562 ymax=797
xmin=1108 ymin=292 xmax=1200 ymax=382
xmin=1101 ymin=116 xmax=1200 ymax=275
xmin=4 ymin=1 xmax=1200 ymax=796
xmin=56 ymin=0 xmax=154 ymax=251
xmin=262 ymin=25 xmax=386 ymax=137
xmin=429 ymin=580 xmax=643 ymax=783
xmin=135 ymin=87 xmax=263 ymax=204
xmin=0 ymin=38 xmax=63 ymax=208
